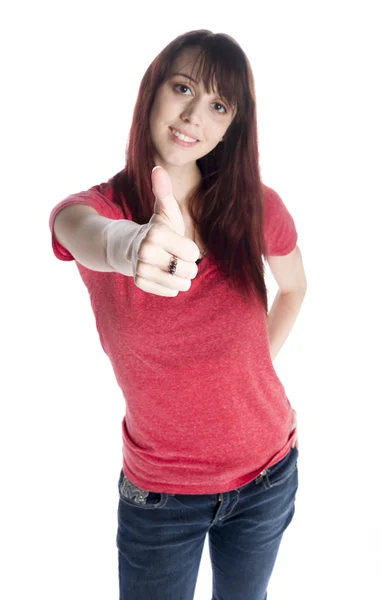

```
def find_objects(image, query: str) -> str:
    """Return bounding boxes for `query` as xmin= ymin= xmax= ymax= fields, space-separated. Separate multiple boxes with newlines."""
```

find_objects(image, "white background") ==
xmin=1 ymin=1 xmax=380 ymax=598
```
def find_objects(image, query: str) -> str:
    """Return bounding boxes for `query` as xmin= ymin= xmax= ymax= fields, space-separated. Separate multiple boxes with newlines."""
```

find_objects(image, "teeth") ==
xmin=171 ymin=128 xmax=197 ymax=143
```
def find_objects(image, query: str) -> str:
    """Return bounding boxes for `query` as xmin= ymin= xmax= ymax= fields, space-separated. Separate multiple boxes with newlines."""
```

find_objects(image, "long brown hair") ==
xmin=111 ymin=30 xmax=268 ymax=312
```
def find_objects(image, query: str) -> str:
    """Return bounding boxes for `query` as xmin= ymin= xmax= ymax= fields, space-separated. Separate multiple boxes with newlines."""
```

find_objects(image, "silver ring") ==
xmin=169 ymin=255 xmax=178 ymax=275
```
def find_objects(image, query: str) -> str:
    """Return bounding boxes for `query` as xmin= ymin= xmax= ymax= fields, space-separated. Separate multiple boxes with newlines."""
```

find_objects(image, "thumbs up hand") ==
xmin=132 ymin=166 xmax=200 ymax=297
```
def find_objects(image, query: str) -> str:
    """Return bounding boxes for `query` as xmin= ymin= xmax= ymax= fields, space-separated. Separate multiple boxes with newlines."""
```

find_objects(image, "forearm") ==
xmin=267 ymin=289 xmax=307 ymax=361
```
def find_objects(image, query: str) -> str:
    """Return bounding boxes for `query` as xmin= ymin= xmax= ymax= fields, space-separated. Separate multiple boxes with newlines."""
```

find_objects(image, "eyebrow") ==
xmin=171 ymin=72 xmax=198 ymax=83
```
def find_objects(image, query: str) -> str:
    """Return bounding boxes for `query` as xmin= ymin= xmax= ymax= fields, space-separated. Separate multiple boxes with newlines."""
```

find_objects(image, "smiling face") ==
xmin=149 ymin=46 xmax=237 ymax=171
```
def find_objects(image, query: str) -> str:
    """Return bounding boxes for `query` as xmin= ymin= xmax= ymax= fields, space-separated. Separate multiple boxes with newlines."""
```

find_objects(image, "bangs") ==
xmin=191 ymin=49 xmax=241 ymax=113
xmin=164 ymin=42 xmax=246 ymax=116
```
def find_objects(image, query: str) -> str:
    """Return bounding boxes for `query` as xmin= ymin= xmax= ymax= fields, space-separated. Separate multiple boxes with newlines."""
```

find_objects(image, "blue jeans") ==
xmin=116 ymin=446 xmax=299 ymax=600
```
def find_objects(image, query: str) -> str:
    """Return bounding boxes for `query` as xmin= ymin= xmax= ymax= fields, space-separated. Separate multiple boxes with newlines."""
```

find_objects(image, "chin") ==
xmin=157 ymin=151 xmax=199 ymax=167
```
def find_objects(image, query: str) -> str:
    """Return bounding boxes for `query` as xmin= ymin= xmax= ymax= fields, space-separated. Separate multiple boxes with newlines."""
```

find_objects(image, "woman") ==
xmin=49 ymin=29 xmax=307 ymax=600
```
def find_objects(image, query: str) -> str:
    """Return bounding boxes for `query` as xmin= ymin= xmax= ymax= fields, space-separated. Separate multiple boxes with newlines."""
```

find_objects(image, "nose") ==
xmin=180 ymin=99 xmax=203 ymax=130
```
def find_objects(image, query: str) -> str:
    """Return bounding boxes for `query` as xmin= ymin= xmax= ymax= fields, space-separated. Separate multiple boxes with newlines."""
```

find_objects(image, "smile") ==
xmin=169 ymin=127 xmax=199 ymax=146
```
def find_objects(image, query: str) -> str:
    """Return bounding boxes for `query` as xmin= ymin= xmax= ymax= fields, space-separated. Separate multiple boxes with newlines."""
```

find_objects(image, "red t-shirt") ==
xmin=49 ymin=179 xmax=298 ymax=494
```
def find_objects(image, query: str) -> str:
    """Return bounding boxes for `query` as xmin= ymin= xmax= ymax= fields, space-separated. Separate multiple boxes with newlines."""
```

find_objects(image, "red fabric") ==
xmin=49 ymin=179 xmax=298 ymax=494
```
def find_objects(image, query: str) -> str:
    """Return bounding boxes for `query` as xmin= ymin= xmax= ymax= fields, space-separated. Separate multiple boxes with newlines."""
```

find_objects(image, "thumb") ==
xmin=151 ymin=166 xmax=185 ymax=236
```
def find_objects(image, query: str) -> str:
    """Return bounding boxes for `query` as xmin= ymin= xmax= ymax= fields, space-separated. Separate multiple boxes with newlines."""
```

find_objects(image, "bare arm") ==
xmin=53 ymin=205 xmax=140 ymax=275
xmin=266 ymin=245 xmax=307 ymax=360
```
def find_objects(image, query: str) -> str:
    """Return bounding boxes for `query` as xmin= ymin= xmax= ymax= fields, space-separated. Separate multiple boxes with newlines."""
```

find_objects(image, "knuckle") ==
xmin=146 ymin=224 xmax=162 ymax=244
xmin=135 ymin=259 xmax=146 ymax=277
xmin=134 ymin=274 xmax=144 ymax=289
xmin=137 ymin=242 xmax=151 ymax=261
xmin=179 ymin=278 xmax=191 ymax=291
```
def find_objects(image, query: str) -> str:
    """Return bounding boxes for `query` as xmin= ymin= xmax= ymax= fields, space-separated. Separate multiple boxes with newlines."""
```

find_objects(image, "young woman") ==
xmin=49 ymin=29 xmax=307 ymax=600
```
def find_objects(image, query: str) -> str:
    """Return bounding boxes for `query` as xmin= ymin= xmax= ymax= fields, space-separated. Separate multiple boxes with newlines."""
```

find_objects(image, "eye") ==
xmin=173 ymin=84 xmax=228 ymax=114
xmin=174 ymin=83 xmax=192 ymax=95
xmin=213 ymin=102 xmax=227 ymax=114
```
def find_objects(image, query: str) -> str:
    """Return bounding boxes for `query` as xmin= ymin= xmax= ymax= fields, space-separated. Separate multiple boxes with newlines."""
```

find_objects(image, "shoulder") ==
xmin=262 ymin=183 xmax=290 ymax=215
xmin=261 ymin=183 xmax=298 ymax=257
xmin=50 ymin=178 xmax=125 ymax=226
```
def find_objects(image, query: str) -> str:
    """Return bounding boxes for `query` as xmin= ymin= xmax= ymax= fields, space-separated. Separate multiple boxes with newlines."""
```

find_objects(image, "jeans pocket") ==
xmin=118 ymin=470 xmax=168 ymax=509
xmin=262 ymin=447 xmax=299 ymax=489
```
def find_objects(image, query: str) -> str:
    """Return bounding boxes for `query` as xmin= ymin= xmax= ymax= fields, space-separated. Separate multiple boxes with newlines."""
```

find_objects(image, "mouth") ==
xmin=169 ymin=126 xmax=199 ymax=147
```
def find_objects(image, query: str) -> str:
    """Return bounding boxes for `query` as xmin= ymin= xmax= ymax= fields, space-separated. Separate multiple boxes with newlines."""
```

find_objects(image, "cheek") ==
xmin=155 ymin=101 xmax=172 ymax=128
xmin=208 ymin=125 xmax=225 ymax=144
xmin=149 ymin=104 xmax=166 ymax=137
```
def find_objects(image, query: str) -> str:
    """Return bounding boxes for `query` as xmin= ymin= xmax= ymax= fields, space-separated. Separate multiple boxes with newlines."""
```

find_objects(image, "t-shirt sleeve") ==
xmin=263 ymin=185 xmax=298 ymax=256
xmin=48 ymin=183 xmax=124 ymax=261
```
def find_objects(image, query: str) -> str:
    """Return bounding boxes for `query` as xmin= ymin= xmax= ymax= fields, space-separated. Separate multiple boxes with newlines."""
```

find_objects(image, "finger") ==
xmin=151 ymin=166 xmax=186 ymax=237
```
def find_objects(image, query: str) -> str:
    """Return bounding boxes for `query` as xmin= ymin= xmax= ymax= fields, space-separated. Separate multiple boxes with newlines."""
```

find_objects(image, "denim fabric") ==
xmin=116 ymin=446 xmax=299 ymax=600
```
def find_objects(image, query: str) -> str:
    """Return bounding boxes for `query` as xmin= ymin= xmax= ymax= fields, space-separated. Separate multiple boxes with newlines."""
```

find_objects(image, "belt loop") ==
xmin=255 ymin=469 xmax=267 ymax=484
